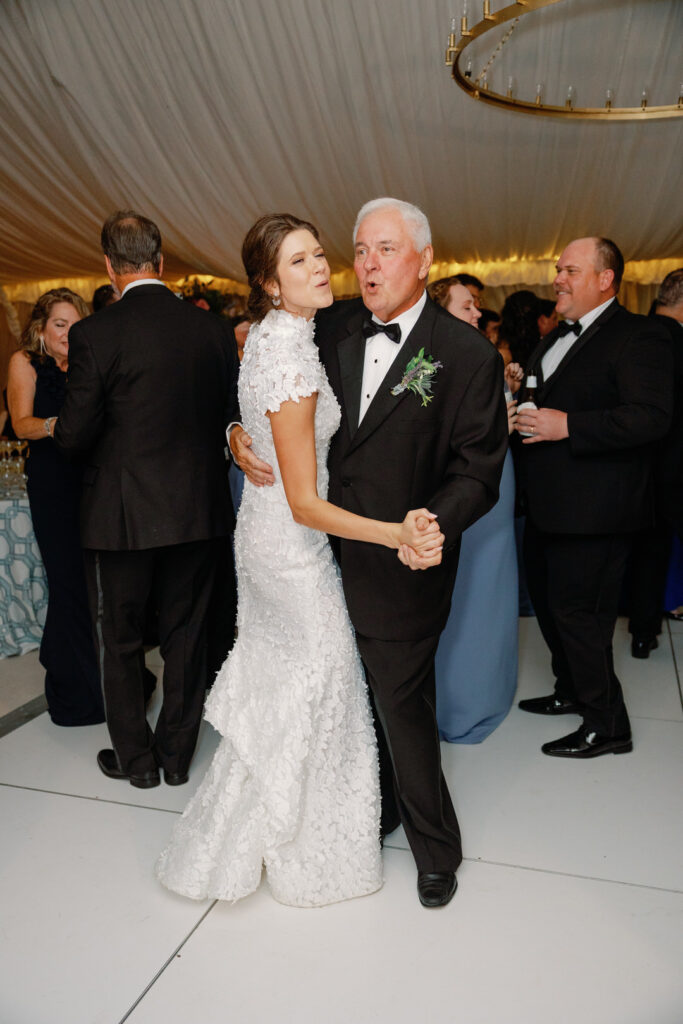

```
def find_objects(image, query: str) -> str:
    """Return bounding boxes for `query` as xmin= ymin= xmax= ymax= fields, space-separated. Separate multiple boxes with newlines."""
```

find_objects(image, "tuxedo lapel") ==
xmin=541 ymin=301 xmax=620 ymax=396
xmin=527 ymin=332 xmax=560 ymax=384
xmin=347 ymin=302 xmax=435 ymax=454
xmin=336 ymin=328 xmax=366 ymax=439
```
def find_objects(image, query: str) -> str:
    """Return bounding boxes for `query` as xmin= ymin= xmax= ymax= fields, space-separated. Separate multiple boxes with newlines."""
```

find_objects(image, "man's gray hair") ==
xmin=656 ymin=267 xmax=683 ymax=308
xmin=353 ymin=198 xmax=432 ymax=252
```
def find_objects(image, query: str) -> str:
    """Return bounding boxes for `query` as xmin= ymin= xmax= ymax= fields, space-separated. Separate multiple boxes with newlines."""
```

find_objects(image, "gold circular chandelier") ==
xmin=445 ymin=0 xmax=683 ymax=120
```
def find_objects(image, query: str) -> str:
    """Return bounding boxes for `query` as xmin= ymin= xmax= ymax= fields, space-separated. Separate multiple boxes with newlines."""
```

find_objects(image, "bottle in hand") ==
xmin=517 ymin=375 xmax=537 ymax=437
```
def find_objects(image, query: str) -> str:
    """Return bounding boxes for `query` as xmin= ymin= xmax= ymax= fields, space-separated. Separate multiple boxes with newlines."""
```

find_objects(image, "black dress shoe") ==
xmin=541 ymin=726 xmax=633 ymax=759
xmin=518 ymin=694 xmax=579 ymax=716
xmin=164 ymin=770 xmax=189 ymax=786
xmin=417 ymin=872 xmax=458 ymax=908
xmin=631 ymin=636 xmax=658 ymax=659
xmin=97 ymin=749 xmax=160 ymax=788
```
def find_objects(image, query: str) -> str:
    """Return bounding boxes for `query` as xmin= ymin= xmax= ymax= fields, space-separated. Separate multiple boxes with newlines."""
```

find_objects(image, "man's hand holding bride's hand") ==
xmin=399 ymin=509 xmax=442 ymax=552
xmin=397 ymin=544 xmax=443 ymax=570
xmin=229 ymin=425 xmax=275 ymax=487
xmin=396 ymin=509 xmax=444 ymax=569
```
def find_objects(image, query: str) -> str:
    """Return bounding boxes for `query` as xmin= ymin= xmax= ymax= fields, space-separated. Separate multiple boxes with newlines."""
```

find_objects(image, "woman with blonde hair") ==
xmin=7 ymin=288 xmax=105 ymax=726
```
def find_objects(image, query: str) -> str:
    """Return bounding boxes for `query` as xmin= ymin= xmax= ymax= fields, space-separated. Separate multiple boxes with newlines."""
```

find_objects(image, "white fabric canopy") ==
xmin=0 ymin=0 xmax=681 ymax=293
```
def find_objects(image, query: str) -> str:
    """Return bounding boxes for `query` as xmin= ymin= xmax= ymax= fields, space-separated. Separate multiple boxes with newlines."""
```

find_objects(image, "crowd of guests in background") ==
xmin=3 ymin=261 xmax=682 ymax=743
xmin=1 ymin=203 xmax=682 ymax=913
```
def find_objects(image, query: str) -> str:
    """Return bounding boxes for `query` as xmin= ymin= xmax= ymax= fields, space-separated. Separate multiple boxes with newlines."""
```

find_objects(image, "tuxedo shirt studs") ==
xmin=358 ymin=332 xmax=401 ymax=425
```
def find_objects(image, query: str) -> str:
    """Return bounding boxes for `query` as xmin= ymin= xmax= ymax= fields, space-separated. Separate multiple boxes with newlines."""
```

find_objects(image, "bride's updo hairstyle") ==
xmin=242 ymin=213 xmax=320 ymax=323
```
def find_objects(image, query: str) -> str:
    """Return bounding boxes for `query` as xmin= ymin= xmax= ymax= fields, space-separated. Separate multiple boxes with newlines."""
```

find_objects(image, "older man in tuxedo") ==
xmin=516 ymin=237 xmax=673 ymax=758
xmin=233 ymin=198 xmax=507 ymax=906
xmin=55 ymin=211 xmax=239 ymax=788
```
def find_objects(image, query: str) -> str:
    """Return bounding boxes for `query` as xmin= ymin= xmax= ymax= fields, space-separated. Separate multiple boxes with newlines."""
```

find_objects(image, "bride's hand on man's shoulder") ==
xmin=229 ymin=425 xmax=275 ymax=487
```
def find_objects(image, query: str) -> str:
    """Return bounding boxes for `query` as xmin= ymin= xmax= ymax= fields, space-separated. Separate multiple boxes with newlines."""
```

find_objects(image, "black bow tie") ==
xmin=362 ymin=319 xmax=402 ymax=344
xmin=556 ymin=320 xmax=582 ymax=338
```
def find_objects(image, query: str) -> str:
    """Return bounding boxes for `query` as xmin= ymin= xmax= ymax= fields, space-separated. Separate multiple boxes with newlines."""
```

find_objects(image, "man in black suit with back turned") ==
xmin=516 ymin=237 xmax=673 ymax=758
xmin=232 ymin=198 xmax=507 ymax=906
xmin=55 ymin=211 xmax=239 ymax=788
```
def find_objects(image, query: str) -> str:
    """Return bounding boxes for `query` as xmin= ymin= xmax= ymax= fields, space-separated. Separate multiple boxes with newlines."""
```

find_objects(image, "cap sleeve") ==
xmin=245 ymin=315 xmax=322 ymax=417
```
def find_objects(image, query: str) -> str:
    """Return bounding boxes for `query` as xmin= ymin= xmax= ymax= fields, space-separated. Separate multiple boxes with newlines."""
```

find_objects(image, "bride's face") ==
xmin=268 ymin=229 xmax=333 ymax=319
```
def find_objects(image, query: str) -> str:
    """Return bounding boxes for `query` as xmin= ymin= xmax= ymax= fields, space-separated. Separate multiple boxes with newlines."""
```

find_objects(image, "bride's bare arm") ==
xmin=269 ymin=394 xmax=443 ymax=553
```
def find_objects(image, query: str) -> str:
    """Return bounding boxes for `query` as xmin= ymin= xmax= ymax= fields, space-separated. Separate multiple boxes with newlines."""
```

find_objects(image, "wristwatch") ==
xmin=44 ymin=416 xmax=57 ymax=436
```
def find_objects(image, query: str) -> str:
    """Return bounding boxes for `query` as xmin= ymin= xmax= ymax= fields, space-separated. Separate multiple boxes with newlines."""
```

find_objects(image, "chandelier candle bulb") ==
xmin=641 ymin=88 xmax=648 ymax=109
xmin=461 ymin=0 xmax=470 ymax=36
xmin=565 ymin=84 xmax=574 ymax=108
xmin=507 ymin=75 xmax=515 ymax=97
xmin=535 ymin=82 xmax=543 ymax=105
xmin=605 ymin=87 xmax=613 ymax=110
xmin=465 ymin=58 xmax=473 ymax=78
xmin=446 ymin=18 xmax=457 ymax=64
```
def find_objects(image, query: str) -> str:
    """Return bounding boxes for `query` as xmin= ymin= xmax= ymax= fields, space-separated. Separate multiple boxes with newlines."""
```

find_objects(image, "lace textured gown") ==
xmin=156 ymin=310 xmax=382 ymax=907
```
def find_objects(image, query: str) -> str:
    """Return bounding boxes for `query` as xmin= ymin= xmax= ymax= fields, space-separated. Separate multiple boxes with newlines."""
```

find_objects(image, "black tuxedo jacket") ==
xmin=316 ymin=296 xmax=508 ymax=642
xmin=518 ymin=300 xmax=673 ymax=535
xmin=54 ymin=284 xmax=239 ymax=550
xmin=651 ymin=315 xmax=683 ymax=535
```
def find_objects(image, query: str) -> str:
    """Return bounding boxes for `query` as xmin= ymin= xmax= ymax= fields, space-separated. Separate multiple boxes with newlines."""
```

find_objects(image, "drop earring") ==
xmin=40 ymin=335 xmax=46 ymax=355
xmin=271 ymin=295 xmax=281 ymax=307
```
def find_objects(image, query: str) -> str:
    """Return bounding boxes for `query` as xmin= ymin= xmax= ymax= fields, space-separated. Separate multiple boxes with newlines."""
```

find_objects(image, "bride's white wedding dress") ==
xmin=156 ymin=309 xmax=382 ymax=907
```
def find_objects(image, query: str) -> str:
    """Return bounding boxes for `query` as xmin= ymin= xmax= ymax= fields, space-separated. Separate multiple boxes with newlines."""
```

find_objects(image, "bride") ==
xmin=156 ymin=213 xmax=443 ymax=907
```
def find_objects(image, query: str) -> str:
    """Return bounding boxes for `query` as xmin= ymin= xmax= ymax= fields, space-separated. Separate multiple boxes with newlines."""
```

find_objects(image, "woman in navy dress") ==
xmin=428 ymin=278 xmax=519 ymax=742
xmin=7 ymin=289 xmax=105 ymax=726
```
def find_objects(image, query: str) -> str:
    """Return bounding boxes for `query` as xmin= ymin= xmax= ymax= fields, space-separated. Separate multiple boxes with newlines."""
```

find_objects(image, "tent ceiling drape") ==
xmin=0 ymin=0 xmax=681 ymax=294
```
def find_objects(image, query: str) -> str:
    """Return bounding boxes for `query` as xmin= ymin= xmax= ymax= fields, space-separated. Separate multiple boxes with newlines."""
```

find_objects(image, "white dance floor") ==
xmin=1 ymin=618 xmax=682 ymax=1024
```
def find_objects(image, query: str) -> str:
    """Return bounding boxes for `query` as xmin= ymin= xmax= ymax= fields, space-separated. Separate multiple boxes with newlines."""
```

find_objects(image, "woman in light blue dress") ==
xmin=428 ymin=278 xmax=519 ymax=742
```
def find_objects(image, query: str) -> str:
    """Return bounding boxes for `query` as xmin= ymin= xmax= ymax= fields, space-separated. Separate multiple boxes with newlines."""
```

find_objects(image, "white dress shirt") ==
xmin=120 ymin=278 xmax=166 ymax=297
xmin=541 ymin=296 xmax=615 ymax=381
xmin=358 ymin=291 xmax=427 ymax=426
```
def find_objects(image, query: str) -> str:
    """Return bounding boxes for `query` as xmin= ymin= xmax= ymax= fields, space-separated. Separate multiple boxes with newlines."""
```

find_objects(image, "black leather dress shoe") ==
xmin=417 ymin=872 xmax=458 ymax=908
xmin=631 ymin=636 xmax=658 ymax=659
xmin=164 ymin=770 xmax=189 ymax=786
xmin=541 ymin=726 xmax=632 ymax=759
xmin=518 ymin=694 xmax=579 ymax=716
xmin=97 ymin=749 xmax=160 ymax=788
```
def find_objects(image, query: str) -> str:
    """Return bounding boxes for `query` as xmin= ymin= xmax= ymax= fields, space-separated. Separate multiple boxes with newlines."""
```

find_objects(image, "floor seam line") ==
xmin=381 ymin=844 xmax=682 ymax=895
xmin=0 ymin=780 xmax=182 ymax=814
xmin=117 ymin=900 xmax=218 ymax=1023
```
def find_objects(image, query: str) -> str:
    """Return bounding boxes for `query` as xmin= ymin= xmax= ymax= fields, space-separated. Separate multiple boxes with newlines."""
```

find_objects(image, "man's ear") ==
xmin=599 ymin=267 xmax=615 ymax=294
xmin=418 ymin=244 xmax=434 ymax=282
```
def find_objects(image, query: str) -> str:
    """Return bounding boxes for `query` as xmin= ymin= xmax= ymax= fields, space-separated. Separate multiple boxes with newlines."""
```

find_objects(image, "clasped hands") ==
xmin=397 ymin=511 xmax=443 ymax=571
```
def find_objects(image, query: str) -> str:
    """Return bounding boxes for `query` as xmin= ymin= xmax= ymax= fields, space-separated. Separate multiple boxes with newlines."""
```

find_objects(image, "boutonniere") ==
xmin=391 ymin=348 xmax=443 ymax=407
